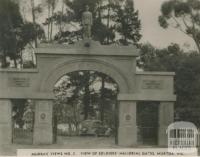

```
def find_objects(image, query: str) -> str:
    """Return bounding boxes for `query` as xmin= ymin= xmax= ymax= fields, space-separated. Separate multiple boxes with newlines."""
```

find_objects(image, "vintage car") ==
xmin=79 ymin=120 xmax=111 ymax=136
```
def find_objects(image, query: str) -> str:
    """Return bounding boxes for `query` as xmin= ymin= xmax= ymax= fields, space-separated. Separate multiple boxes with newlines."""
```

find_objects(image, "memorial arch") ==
xmin=40 ymin=59 xmax=129 ymax=93
xmin=0 ymin=40 xmax=176 ymax=147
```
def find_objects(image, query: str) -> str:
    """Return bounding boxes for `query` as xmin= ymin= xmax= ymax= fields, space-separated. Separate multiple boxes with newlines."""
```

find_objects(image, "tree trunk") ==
xmin=75 ymin=124 xmax=79 ymax=135
xmin=50 ymin=18 xmax=53 ymax=41
xmin=100 ymin=75 xmax=105 ymax=123
xmin=59 ymin=0 xmax=65 ymax=33
xmin=53 ymin=114 xmax=57 ymax=143
xmin=83 ymin=86 xmax=90 ymax=120
xmin=14 ymin=57 xmax=17 ymax=68
xmin=50 ymin=5 xmax=54 ymax=41
xmin=20 ymin=50 xmax=23 ymax=68
xmin=31 ymin=0 xmax=38 ymax=47
xmin=47 ymin=4 xmax=51 ymax=41
xmin=124 ymin=35 xmax=128 ymax=45
xmin=83 ymin=72 xmax=90 ymax=120
xmin=106 ymin=4 xmax=111 ymax=44
xmin=192 ymin=33 xmax=200 ymax=53
xmin=114 ymin=101 xmax=119 ymax=144
xmin=1 ymin=51 xmax=7 ymax=68
xmin=73 ymin=104 xmax=79 ymax=135
xmin=68 ymin=119 xmax=72 ymax=136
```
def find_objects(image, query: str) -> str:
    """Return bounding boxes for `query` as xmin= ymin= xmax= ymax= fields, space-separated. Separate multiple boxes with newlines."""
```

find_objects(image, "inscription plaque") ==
xmin=142 ymin=80 xmax=163 ymax=89
xmin=8 ymin=77 xmax=30 ymax=87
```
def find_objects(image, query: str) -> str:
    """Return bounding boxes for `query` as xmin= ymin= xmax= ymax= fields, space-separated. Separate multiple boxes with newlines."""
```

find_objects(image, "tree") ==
xmin=53 ymin=70 xmax=118 ymax=136
xmin=17 ymin=22 xmax=45 ymax=67
xmin=113 ymin=0 xmax=141 ymax=46
xmin=44 ymin=0 xmax=58 ymax=41
xmin=53 ymin=71 xmax=94 ymax=135
xmin=12 ymin=99 xmax=27 ymax=128
xmin=61 ymin=0 xmax=107 ymax=43
xmin=51 ymin=0 xmax=141 ymax=45
xmin=30 ymin=0 xmax=43 ymax=47
xmin=138 ymin=43 xmax=183 ymax=71
xmin=159 ymin=0 xmax=200 ymax=53
xmin=12 ymin=99 xmax=35 ymax=134
xmin=0 ymin=0 xmax=45 ymax=68
xmin=138 ymin=43 xmax=200 ymax=127
xmin=174 ymin=53 xmax=200 ymax=126
xmin=0 ymin=0 xmax=23 ymax=67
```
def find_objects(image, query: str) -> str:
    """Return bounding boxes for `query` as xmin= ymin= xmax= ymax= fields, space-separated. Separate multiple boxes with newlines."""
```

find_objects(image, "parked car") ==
xmin=79 ymin=120 xmax=111 ymax=137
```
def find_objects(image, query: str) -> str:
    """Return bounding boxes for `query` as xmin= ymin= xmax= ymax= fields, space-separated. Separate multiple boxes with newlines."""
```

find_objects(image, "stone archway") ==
xmin=34 ymin=58 xmax=133 ymax=145
xmin=40 ymin=59 xmax=130 ymax=93
xmin=51 ymin=70 xmax=120 ymax=145
xmin=0 ymin=40 xmax=176 ymax=148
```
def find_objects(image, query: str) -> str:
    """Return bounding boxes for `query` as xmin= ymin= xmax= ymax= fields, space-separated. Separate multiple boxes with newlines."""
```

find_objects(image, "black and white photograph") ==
xmin=0 ymin=0 xmax=200 ymax=156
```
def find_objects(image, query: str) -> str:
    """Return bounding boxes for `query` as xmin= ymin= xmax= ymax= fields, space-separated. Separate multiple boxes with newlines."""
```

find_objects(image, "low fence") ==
xmin=168 ymin=128 xmax=200 ymax=147
xmin=12 ymin=128 xmax=33 ymax=144
xmin=137 ymin=127 xmax=158 ymax=145
xmin=137 ymin=127 xmax=200 ymax=147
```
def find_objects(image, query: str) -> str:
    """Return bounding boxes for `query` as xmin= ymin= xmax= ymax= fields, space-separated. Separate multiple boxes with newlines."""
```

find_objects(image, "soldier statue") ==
xmin=82 ymin=5 xmax=93 ymax=39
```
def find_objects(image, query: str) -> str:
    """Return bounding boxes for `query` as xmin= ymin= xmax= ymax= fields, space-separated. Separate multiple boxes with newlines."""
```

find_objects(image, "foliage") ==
xmin=138 ymin=43 xmax=200 ymax=126
xmin=30 ymin=0 xmax=44 ymax=47
xmin=48 ymin=1 xmax=140 ymax=137
xmin=53 ymin=71 xmax=118 ymax=135
xmin=113 ymin=0 xmax=141 ymax=46
xmin=12 ymin=99 xmax=27 ymax=128
xmin=137 ymin=101 xmax=159 ymax=127
xmin=54 ymin=30 xmax=82 ymax=44
xmin=17 ymin=22 xmax=45 ymax=50
xmin=159 ymin=0 xmax=200 ymax=53
xmin=0 ymin=0 xmax=23 ymax=67
xmin=44 ymin=0 xmax=59 ymax=41
xmin=64 ymin=0 xmax=99 ymax=21
xmin=138 ymin=43 xmax=183 ymax=71
xmin=50 ymin=0 xmax=141 ymax=45
xmin=12 ymin=99 xmax=35 ymax=129
xmin=0 ymin=0 xmax=45 ymax=68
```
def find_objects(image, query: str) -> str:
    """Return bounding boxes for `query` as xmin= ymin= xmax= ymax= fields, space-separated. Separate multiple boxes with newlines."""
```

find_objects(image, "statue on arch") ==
xmin=82 ymin=5 xmax=93 ymax=39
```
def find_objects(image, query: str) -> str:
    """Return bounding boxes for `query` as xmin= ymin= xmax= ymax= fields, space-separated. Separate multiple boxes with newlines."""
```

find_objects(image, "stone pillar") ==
xmin=158 ymin=102 xmax=174 ymax=146
xmin=33 ymin=100 xmax=53 ymax=145
xmin=0 ymin=99 xmax=12 ymax=145
xmin=118 ymin=100 xmax=137 ymax=147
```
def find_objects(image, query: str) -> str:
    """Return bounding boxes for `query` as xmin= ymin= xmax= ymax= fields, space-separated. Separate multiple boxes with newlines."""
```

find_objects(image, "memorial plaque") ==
xmin=142 ymin=80 xmax=163 ymax=89
xmin=8 ymin=77 xmax=30 ymax=87
xmin=39 ymin=112 xmax=48 ymax=123
xmin=40 ymin=113 xmax=46 ymax=120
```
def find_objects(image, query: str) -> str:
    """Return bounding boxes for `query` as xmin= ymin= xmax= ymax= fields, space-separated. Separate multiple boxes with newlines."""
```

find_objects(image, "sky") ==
xmin=21 ymin=0 xmax=196 ymax=51
xmin=134 ymin=0 xmax=195 ymax=50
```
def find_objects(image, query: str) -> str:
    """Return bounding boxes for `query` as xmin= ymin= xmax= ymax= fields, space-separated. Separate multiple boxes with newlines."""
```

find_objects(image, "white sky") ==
xmin=134 ymin=0 xmax=195 ymax=50
xmin=21 ymin=0 xmax=196 ymax=51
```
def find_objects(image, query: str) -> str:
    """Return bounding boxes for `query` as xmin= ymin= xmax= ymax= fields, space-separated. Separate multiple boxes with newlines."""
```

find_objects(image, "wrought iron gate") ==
xmin=12 ymin=100 xmax=35 ymax=145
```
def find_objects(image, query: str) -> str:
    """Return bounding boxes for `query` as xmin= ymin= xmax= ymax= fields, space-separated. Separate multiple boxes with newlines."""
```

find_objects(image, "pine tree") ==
xmin=114 ymin=0 xmax=141 ymax=46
